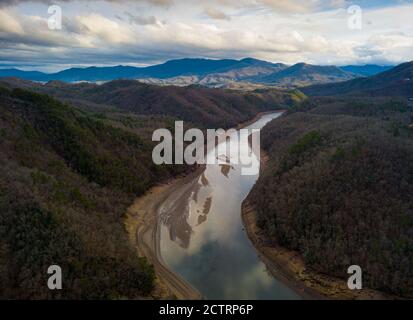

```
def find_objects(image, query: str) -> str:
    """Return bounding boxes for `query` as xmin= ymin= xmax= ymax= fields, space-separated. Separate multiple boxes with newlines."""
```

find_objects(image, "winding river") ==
xmin=158 ymin=112 xmax=300 ymax=299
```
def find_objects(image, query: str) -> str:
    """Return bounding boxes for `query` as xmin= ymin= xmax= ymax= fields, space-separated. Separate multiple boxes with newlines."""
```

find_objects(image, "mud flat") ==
xmin=125 ymin=168 xmax=205 ymax=300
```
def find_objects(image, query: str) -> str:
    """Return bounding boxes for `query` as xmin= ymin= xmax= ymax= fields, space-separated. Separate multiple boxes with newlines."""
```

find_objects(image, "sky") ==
xmin=0 ymin=0 xmax=412 ymax=72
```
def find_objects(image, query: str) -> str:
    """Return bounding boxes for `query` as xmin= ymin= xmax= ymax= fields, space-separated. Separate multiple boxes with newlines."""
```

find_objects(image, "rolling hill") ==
xmin=0 ymin=78 xmax=304 ymax=128
xmin=248 ymin=96 xmax=413 ymax=297
xmin=0 ymin=79 xmax=301 ymax=299
xmin=255 ymin=63 xmax=357 ymax=87
xmin=341 ymin=64 xmax=393 ymax=77
xmin=302 ymin=61 xmax=413 ymax=97
xmin=0 ymin=58 xmax=282 ymax=83
xmin=0 ymin=87 xmax=163 ymax=299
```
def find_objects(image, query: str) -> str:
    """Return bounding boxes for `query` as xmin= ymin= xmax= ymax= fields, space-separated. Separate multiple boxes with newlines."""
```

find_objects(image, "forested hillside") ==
xmin=256 ymin=63 xmax=356 ymax=87
xmin=0 ymin=82 xmax=297 ymax=298
xmin=0 ymin=87 xmax=191 ymax=299
xmin=0 ymin=78 xmax=305 ymax=128
xmin=302 ymin=61 xmax=413 ymax=97
xmin=249 ymin=97 xmax=413 ymax=297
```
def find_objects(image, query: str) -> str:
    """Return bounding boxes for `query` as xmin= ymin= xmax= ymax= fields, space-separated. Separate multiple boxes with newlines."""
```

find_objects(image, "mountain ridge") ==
xmin=0 ymin=58 xmax=394 ymax=87
xmin=302 ymin=61 xmax=413 ymax=97
xmin=0 ymin=77 xmax=304 ymax=128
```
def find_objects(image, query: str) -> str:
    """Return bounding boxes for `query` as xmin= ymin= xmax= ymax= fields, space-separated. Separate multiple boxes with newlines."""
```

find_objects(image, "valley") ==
xmin=0 ymin=59 xmax=412 ymax=300
xmin=1 ymin=0 xmax=413 ymax=309
xmin=0 ymin=80 xmax=297 ymax=299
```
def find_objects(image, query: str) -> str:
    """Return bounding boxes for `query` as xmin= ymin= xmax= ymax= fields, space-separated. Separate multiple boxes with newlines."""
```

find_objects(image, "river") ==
xmin=157 ymin=112 xmax=300 ymax=299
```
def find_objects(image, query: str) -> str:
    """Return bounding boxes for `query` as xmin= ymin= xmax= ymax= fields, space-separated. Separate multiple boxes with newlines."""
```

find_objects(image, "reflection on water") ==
xmin=219 ymin=164 xmax=232 ymax=178
xmin=159 ymin=112 xmax=300 ymax=299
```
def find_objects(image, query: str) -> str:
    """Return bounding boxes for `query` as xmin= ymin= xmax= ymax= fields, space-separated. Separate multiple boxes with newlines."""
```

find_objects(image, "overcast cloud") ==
xmin=0 ymin=0 xmax=412 ymax=71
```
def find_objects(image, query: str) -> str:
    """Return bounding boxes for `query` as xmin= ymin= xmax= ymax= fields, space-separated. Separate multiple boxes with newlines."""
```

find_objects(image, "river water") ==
xmin=159 ymin=112 xmax=300 ymax=299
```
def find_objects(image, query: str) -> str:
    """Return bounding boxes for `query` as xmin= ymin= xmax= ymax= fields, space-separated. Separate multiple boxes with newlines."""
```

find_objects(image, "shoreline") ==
xmin=124 ymin=110 xmax=285 ymax=300
xmin=241 ymin=151 xmax=392 ymax=300
xmin=235 ymin=109 xmax=287 ymax=130
xmin=125 ymin=109 xmax=370 ymax=301
xmin=125 ymin=167 xmax=205 ymax=300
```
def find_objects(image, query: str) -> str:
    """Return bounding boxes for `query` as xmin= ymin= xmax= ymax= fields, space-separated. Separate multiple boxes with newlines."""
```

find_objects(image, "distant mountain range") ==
xmin=0 ymin=58 xmax=394 ymax=88
xmin=340 ymin=64 xmax=393 ymax=76
xmin=302 ymin=61 xmax=413 ymax=97
xmin=253 ymin=63 xmax=356 ymax=87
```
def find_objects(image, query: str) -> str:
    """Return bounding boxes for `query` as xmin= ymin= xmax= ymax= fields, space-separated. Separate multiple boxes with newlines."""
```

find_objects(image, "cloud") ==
xmin=259 ymin=0 xmax=318 ymax=13
xmin=75 ymin=13 xmax=138 ymax=44
xmin=354 ymin=33 xmax=413 ymax=64
xmin=0 ymin=0 xmax=174 ymax=7
xmin=0 ymin=8 xmax=136 ymax=47
xmin=211 ymin=0 xmax=350 ymax=13
xmin=0 ymin=9 xmax=24 ymax=34
xmin=0 ymin=0 xmax=351 ymax=12
xmin=203 ymin=7 xmax=231 ymax=20
xmin=0 ymin=1 xmax=412 ymax=70
xmin=124 ymin=12 xmax=161 ymax=25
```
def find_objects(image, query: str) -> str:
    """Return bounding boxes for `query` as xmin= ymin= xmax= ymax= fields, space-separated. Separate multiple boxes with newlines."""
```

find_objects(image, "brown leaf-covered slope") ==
xmin=0 ymin=78 xmax=304 ymax=128
xmin=0 ymin=80 xmax=300 ymax=298
xmin=249 ymin=97 xmax=413 ymax=297
xmin=0 ymin=87 xmax=183 ymax=298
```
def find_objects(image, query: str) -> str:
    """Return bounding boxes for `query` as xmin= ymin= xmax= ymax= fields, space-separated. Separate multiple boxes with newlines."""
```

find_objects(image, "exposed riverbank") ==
xmin=125 ymin=167 xmax=205 ymax=299
xmin=235 ymin=110 xmax=287 ymax=130
xmin=125 ymin=110 xmax=287 ymax=300
xmin=126 ymin=109 xmax=379 ymax=300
